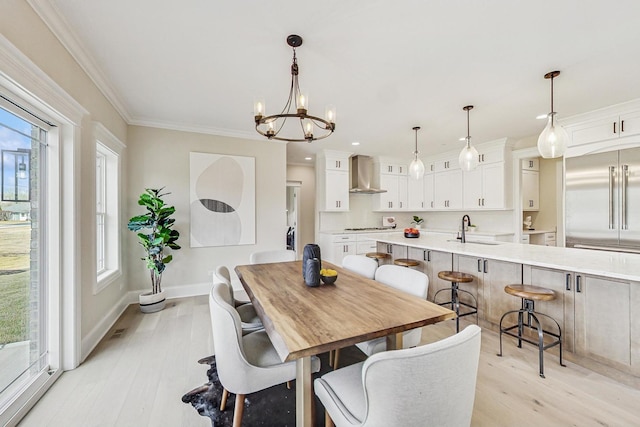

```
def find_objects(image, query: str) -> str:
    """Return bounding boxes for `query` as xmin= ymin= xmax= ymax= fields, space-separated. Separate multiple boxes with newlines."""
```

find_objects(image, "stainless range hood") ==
xmin=349 ymin=155 xmax=387 ymax=194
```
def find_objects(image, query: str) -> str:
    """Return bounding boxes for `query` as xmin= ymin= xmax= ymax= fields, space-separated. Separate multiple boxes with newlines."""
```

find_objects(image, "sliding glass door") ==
xmin=0 ymin=104 xmax=48 ymax=413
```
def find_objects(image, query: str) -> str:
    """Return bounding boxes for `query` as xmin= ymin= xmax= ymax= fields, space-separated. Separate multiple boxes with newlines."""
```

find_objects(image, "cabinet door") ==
xmin=333 ymin=242 xmax=356 ymax=266
xmin=397 ymin=175 xmax=408 ymax=210
xmin=434 ymin=169 xmax=462 ymax=209
xmin=521 ymin=170 xmax=539 ymax=211
xmin=325 ymin=157 xmax=349 ymax=171
xmin=476 ymin=258 xmax=522 ymax=326
xmin=407 ymin=174 xmax=425 ymax=210
xmin=463 ymin=167 xmax=483 ymax=209
xmin=574 ymin=274 xmax=631 ymax=369
xmin=482 ymin=162 xmax=505 ymax=208
xmin=619 ymin=110 xmax=640 ymax=139
xmin=411 ymin=248 xmax=452 ymax=302
xmin=526 ymin=267 xmax=575 ymax=352
xmin=569 ymin=114 xmax=619 ymax=146
xmin=424 ymin=173 xmax=435 ymax=210
xmin=521 ymin=158 xmax=539 ymax=171
xmin=453 ymin=255 xmax=485 ymax=317
xmin=325 ymin=170 xmax=349 ymax=211
xmin=375 ymin=174 xmax=398 ymax=210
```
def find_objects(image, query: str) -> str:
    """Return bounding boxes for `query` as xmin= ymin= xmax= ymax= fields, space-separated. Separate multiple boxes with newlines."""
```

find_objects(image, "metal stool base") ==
xmin=497 ymin=298 xmax=565 ymax=378
xmin=434 ymin=282 xmax=478 ymax=333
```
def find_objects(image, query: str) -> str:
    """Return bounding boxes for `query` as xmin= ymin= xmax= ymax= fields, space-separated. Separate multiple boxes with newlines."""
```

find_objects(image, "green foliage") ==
xmin=412 ymin=215 xmax=424 ymax=225
xmin=127 ymin=187 xmax=181 ymax=294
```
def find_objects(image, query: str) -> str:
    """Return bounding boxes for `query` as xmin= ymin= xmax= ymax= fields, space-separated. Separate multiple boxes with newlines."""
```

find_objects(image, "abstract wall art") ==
xmin=189 ymin=152 xmax=255 ymax=247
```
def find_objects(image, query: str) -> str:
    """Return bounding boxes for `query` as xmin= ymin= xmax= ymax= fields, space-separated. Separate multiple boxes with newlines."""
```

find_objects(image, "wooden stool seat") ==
xmin=504 ymin=284 xmax=556 ymax=301
xmin=393 ymin=258 xmax=420 ymax=267
xmin=438 ymin=271 xmax=474 ymax=284
xmin=365 ymin=252 xmax=390 ymax=260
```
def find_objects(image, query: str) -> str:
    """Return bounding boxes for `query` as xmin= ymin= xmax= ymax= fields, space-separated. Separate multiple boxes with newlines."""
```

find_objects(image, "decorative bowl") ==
xmin=320 ymin=271 xmax=338 ymax=285
xmin=404 ymin=232 xmax=420 ymax=238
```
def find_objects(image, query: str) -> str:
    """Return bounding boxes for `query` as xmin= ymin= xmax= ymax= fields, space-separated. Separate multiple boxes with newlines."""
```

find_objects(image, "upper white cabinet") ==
xmin=522 ymin=168 xmax=539 ymax=211
xmin=564 ymin=99 xmax=640 ymax=157
xmin=423 ymin=166 xmax=435 ymax=210
xmin=373 ymin=159 xmax=408 ymax=211
xmin=317 ymin=150 xmax=351 ymax=211
xmin=407 ymin=172 xmax=425 ymax=210
xmin=461 ymin=138 xmax=513 ymax=210
xmin=434 ymin=168 xmax=463 ymax=209
xmin=521 ymin=158 xmax=539 ymax=171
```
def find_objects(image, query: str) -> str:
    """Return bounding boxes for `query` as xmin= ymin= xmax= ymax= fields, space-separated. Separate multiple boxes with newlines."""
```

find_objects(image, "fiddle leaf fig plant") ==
xmin=127 ymin=187 xmax=181 ymax=294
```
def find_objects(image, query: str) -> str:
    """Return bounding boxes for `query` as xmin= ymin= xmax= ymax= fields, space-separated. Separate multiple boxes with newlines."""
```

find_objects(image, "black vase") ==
xmin=302 ymin=244 xmax=321 ymax=278
xmin=304 ymin=258 xmax=320 ymax=287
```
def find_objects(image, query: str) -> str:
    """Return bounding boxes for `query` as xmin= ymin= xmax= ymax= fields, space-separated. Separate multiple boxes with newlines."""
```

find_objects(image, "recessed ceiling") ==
xmin=32 ymin=0 xmax=640 ymax=164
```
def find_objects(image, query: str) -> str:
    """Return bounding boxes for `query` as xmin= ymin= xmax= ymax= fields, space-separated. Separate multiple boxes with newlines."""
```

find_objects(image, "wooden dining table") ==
xmin=235 ymin=260 xmax=456 ymax=427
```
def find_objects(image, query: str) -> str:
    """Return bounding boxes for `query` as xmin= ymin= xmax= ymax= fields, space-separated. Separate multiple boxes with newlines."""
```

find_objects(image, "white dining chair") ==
xmin=355 ymin=264 xmax=429 ymax=356
xmin=215 ymin=266 xmax=263 ymax=335
xmin=315 ymin=325 xmax=481 ymax=427
xmin=209 ymin=281 xmax=321 ymax=426
xmin=331 ymin=255 xmax=379 ymax=368
xmin=249 ymin=249 xmax=296 ymax=264
xmin=342 ymin=255 xmax=378 ymax=280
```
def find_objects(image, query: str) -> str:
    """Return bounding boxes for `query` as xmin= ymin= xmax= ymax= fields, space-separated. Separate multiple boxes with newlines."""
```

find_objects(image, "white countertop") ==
xmin=320 ymin=228 xmax=513 ymax=237
xmin=320 ymin=229 xmax=402 ymax=235
xmin=522 ymin=229 xmax=555 ymax=235
xmin=373 ymin=233 xmax=640 ymax=282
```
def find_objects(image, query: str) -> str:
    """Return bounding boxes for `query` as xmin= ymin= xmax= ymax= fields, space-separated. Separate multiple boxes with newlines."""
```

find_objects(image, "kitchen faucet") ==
xmin=460 ymin=214 xmax=471 ymax=243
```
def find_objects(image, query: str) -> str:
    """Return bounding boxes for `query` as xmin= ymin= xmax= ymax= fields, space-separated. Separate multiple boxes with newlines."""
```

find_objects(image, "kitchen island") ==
xmin=372 ymin=232 xmax=640 ymax=380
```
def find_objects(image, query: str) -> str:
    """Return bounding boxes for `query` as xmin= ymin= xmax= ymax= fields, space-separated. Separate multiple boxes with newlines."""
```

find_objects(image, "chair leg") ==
xmin=233 ymin=394 xmax=245 ymax=427
xmin=329 ymin=349 xmax=334 ymax=367
xmin=286 ymin=381 xmax=291 ymax=389
xmin=220 ymin=388 xmax=229 ymax=411
xmin=333 ymin=348 xmax=341 ymax=370
xmin=325 ymin=411 xmax=335 ymax=427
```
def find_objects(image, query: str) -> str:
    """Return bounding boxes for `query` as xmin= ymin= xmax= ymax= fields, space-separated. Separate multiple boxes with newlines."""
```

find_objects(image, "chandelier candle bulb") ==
xmin=325 ymin=105 xmax=336 ymax=124
xmin=253 ymin=100 xmax=265 ymax=119
xmin=297 ymin=93 xmax=308 ymax=113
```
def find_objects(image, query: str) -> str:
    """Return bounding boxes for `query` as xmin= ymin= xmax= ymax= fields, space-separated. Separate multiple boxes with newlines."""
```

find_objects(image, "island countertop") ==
xmin=373 ymin=233 xmax=640 ymax=282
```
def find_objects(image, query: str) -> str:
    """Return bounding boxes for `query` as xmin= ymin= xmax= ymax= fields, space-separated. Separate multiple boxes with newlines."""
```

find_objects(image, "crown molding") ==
xmin=128 ymin=116 xmax=273 ymax=141
xmin=27 ymin=0 xmax=132 ymax=122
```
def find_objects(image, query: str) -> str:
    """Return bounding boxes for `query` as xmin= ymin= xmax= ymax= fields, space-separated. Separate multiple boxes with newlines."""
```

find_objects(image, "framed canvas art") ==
xmin=189 ymin=152 xmax=255 ymax=247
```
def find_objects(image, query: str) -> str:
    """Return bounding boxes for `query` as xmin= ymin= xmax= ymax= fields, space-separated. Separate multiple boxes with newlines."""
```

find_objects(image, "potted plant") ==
xmin=411 ymin=215 xmax=424 ymax=229
xmin=127 ymin=187 xmax=181 ymax=313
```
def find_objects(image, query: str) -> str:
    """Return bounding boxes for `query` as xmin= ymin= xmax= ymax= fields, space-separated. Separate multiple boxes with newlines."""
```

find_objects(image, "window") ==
xmin=94 ymin=123 xmax=124 ymax=293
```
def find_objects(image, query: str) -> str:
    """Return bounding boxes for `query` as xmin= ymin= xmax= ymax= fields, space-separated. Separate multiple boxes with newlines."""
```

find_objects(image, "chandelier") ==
xmin=254 ymin=35 xmax=336 ymax=142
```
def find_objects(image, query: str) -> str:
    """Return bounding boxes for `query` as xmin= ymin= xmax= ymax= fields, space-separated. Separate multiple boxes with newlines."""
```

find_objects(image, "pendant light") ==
xmin=458 ymin=105 xmax=479 ymax=171
xmin=409 ymin=126 xmax=425 ymax=180
xmin=537 ymin=70 xmax=569 ymax=158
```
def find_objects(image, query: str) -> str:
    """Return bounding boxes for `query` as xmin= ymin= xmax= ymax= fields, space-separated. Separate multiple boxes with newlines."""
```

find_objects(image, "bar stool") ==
xmin=366 ymin=252 xmax=390 ymax=265
xmin=434 ymin=271 xmax=477 ymax=332
xmin=497 ymin=284 xmax=565 ymax=378
xmin=393 ymin=258 xmax=420 ymax=268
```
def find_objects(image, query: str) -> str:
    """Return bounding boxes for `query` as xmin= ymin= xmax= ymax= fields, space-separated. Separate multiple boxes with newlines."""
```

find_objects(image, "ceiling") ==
xmin=31 ymin=0 xmax=640 ymax=164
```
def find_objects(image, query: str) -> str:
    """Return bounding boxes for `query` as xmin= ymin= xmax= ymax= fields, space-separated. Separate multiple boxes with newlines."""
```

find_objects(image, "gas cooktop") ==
xmin=344 ymin=227 xmax=395 ymax=231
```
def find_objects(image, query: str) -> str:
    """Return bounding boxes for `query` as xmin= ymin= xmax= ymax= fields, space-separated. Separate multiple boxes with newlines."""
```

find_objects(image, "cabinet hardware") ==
xmin=399 ymin=202 xmax=403 ymax=208
xmin=576 ymin=275 xmax=582 ymax=293
xmin=565 ymin=273 xmax=571 ymax=291
xmin=478 ymin=198 xmax=481 ymax=206
xmin=399 ymin=166 xmax=403 ymax=173
xmin=424 ymin=250 xmax=431 ymax=262
xmin=529 ymin=160 xmax=534 ymax=168
xmin=431 ymin=201 xmax=434 ymax=208
xmin=482 ymin=198 xmax=485 ymax=206
xmin=421 ymin=202 xmax=424 ymax=208
xmin=477 ymin=259 xmax=482 ymax=272
xmin=613 ymin=122 xmax=617 ymax=134
xmin=483 ymin=259 xmax=488 ymax=273
xmin=622 ymin=164 xmax=628 ymax=230
xmin=481 ymin=154 xmax=485 ymax=162
xmin=621 ymin=120 xmax=625 ymax=132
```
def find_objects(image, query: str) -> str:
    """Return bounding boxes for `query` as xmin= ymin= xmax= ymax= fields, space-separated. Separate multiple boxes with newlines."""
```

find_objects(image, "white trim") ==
xmin=26 ymin=0 xmax=131 ymax=122
xmin=80 ymin=292 xmax=130 ymax=362
xmin=129 ymin=117 xmax=261 ymax=140
xmin=0 ymin=370 xmax=62 ymax=427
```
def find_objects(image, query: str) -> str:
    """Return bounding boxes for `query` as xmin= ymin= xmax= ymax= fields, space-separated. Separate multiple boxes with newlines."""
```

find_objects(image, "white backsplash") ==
xmin=319 ymin=194 xmax=515 ymax=233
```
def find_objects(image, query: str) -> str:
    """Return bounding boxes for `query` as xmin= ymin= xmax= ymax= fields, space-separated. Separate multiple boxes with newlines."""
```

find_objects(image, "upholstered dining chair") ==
xmin=315 ymin=325 xmax=481 ymax=427
xmin=215 ymin=265 xmax=263 ymax=335
xmin=249 ymin=249 xmax=296 ymax=264
xmin=355 ymin=264 xmax=429 ymax=356
xmin=342 ymin=255 xmax=378 ymax=279
xmin=209 ymin=281 xmax=321 ymax=427
xmin=331 ymin=255 xmax=379 ymax=368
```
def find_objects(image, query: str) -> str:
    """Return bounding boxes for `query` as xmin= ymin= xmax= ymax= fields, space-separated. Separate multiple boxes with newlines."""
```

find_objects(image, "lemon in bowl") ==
xmin=320 ymin=268 xmax=338 ymax=285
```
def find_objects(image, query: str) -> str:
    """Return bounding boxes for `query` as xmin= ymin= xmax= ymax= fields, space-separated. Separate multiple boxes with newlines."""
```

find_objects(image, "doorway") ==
xmin=286 ymin=181 xmax=301 ymax=254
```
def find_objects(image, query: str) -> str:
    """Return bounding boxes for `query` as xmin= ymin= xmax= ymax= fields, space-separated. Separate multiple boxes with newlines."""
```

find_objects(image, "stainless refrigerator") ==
xmin=565 ymin=147 xmax=640 ymax=253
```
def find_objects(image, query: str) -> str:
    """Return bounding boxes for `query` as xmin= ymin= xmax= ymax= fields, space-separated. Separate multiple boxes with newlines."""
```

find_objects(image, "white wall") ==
xmin=126 ymin=126 xmax=287 ymax=294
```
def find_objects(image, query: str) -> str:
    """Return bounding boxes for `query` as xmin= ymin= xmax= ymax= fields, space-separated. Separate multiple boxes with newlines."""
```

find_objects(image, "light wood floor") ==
xmin=18 ymin=296 xmax=640 ymax=427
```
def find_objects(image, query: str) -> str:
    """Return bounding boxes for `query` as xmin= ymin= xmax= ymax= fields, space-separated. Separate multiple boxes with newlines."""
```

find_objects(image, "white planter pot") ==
xmin=139 ymin=290 xmax=166 ymax=313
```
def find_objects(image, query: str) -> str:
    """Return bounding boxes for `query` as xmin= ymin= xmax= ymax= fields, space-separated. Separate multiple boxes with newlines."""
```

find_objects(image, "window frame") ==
xmin=93 ymin=123 xmax=124 ymax=294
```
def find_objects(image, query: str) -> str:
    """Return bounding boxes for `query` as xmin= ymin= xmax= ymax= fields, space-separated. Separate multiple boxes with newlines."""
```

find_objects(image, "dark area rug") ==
xmin=182 ymin=346 xmax=366 ymax=426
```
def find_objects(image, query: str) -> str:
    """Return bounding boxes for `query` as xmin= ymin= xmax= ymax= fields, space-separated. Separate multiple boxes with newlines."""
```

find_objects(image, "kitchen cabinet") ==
xmin=407 ymin=173 xmax=425 ymax=210
xmin=521 ymin=158 xmax=540 ymax=171
xmin=434 ymin=168 xmax=463 ymax=209
xmin=529 ymin=232 xmax=556 ymax=246
xmin=521 ymin=169 xmax=539 ymax=211
xmin=462 ymin=162 xmax=505 ymax=209
xmin=454 ymin=255 xmax=522 ymax=326
xmin=423 ymin=163 xmax=435 ymax=210
xmin=406 ymin=247 xmax=452 ymax=302
xmin=377 ymin=241 xmax=408 ymax=263
xmin=373 ymin=160 xmax=408 ymax=211
xmin=317 ymin=151 xmax=350 ymax=211
xmin=568 ymin=111 xmax=640 ymax=148
xmin=318 ymin=233 xmax=356 ymax=265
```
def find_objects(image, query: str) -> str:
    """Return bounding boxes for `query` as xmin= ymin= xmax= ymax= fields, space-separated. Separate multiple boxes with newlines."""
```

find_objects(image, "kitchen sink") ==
xmin=446 ymin=239 xmax=500 ymax=246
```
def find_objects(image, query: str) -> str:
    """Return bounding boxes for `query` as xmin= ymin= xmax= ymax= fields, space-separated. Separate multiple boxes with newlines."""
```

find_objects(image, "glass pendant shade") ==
xmin=537 ymin=112 xmax=569 ymax=158
xmin=459 ymin=140 xmax=479 ymax=171
xmin=409 ymin=157 xmax=425 ymax=180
